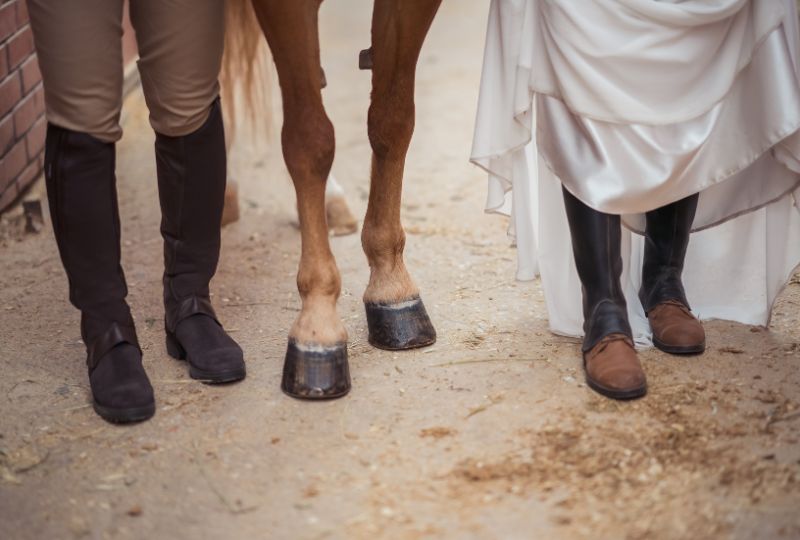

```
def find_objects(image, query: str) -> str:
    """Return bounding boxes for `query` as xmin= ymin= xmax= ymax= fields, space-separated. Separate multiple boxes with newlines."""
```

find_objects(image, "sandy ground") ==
xmin=2 ymin=3 xmax=800 ymax=539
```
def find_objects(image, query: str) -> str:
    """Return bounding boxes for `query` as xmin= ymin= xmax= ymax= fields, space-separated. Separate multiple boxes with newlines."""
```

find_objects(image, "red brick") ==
xmin=19 ymin=54 xmax=39 ymax=93
xmin=0 ymin=3 xmax=16 ymax=43
xmin=0 ymin=137 xmax=26 ymax=191
xmin=0 ymin=44 xmax=7 ymax=80
xmin=15 ymin=152 xmax=42 ymax=194
xmin=0 ymin=71 xmax=20 ymax=117
xmin=7 ymin=26 xmax=33 ymax=70
xmin=25 ymin=114 xmax=44 ymax=158
xmin=0 ymin=179 xmax=19 ymax=211
xmin=0 ymin=113 xmax=12 ymax=154
xmin=12 ymin=83 xmax=41 ymax=135
xmin=15 ymin=0 xmax=27 ymax=26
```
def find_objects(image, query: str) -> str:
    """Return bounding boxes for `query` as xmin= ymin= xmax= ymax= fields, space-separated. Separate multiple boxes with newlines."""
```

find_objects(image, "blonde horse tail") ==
xmin=221 ymin=0 xmax=271 ymax=138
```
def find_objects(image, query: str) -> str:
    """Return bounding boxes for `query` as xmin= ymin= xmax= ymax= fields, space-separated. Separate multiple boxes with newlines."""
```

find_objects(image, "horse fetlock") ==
xmin=362 ymin=224 xmax=406 ymax=261
xmin=297 ymin=261 xmax=341 ymax=300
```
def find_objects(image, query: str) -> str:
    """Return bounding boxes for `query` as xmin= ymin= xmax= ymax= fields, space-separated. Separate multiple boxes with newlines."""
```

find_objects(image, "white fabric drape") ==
xmin=471 ymin=0 xmax=800 ymax=346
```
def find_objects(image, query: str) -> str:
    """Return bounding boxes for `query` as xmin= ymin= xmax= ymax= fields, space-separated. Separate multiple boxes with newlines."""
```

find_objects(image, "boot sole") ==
xmin=653 ymin=337 xmax=705 ymax=355
xmin=166 ymin=334 xmax=246 ymax=384
xmin=93 ymin=401 xmax=156 ymax=424
xmin=586 ymin=377 xmax=647 ymax=400
xmin=188 ymin=365 xmax=247 ymax=384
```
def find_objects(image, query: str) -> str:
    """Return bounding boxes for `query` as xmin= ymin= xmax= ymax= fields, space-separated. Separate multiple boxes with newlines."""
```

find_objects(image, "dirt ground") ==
xmin=2 ymin=3 xmax=800 ymax=539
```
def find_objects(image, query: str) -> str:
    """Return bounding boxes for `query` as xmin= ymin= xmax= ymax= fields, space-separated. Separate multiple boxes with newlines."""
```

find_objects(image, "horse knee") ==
xmin=368 ymin=97 xmax=414 ymax=160
xmin=282 ymin=110 xmax=335 ymax=180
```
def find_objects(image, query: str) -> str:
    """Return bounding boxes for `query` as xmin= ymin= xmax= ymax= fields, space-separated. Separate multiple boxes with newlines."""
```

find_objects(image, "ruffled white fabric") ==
xmin=471 ymin=0 xmax=800 ymax=346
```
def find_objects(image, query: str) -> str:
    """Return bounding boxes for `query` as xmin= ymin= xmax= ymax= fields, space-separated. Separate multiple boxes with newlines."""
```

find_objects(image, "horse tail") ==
xmin=221 ymin=0 xmax=271 ymax=135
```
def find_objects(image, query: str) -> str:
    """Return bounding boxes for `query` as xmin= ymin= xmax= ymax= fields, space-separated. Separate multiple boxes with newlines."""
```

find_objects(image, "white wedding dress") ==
xmin=471 ymin=0 xmax=800 ymax=346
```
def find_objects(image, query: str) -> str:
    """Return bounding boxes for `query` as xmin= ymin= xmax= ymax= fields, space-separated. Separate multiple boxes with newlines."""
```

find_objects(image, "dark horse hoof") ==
xmin=281 ymin=339 xmax=351 ymax=399
xmin=365 ymin=296 xmax=437 ymax=350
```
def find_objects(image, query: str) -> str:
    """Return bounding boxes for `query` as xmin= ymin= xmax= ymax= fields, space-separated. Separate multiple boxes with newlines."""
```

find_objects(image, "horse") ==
xmin=225 ymin=0 xmax=442 ymax=399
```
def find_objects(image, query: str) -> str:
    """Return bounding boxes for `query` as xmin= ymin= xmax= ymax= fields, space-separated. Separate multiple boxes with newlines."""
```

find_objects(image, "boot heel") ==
xmin=166 ymin=332 xmax=186 ymax=360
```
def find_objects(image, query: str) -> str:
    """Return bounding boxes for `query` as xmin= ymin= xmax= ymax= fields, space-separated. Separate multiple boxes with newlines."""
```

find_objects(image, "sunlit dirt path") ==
xmin=1 ymin=3 xmax=799 ymax=539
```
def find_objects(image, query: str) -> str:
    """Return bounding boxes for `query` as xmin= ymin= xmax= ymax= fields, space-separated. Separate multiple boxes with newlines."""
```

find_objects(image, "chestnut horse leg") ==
xmin=362 ymin=0 xmax=441 ymax=350
xmin=250 ymin=0 xmax=350 ymax=398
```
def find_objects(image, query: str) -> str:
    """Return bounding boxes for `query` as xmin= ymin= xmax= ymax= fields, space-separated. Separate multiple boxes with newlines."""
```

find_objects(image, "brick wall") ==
xmin=0 ymin=0 xmax=44 ymax=212
xmin=0 ymin=2 xmax=136 ymax=214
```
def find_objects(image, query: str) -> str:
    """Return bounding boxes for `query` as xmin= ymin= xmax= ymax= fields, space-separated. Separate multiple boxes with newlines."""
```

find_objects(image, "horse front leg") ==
xmin=251 ymin=0 xmax=350 ymax=398
xmin=362 ymin=0 xmax=442 ymax=350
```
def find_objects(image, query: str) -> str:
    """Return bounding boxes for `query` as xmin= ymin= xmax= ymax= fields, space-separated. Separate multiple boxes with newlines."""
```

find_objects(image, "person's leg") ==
xmin=28 ymin=0 xmax=154 ymax=422
xmin=131 ymin=0 xmax=245 ymax=383
xmin=27 ymin=0 xmax=125 ymax=142
xmin=639 ymin=193 xmax=705 ymax=354
xmin=562 ymin=187 xmax=646 ymax=399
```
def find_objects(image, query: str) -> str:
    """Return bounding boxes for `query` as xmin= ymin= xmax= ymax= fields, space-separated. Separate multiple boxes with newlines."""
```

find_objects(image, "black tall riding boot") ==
xmin=639 ymin=193 xmax=705 ymax=354
xmin=155 ymin=98 xmax=245 ymax=383
xmin=45 ymin=125 xmax=155 ymax=423
xmin=562 ymin=187 xmax=646 ymax=399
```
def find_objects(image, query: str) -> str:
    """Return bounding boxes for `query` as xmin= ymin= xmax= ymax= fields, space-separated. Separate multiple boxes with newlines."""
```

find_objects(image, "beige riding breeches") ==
xmin=27 ymin=0 xmax=224 ymax=142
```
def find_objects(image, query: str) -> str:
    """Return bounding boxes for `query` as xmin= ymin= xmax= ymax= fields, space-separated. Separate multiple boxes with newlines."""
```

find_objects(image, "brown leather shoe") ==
xmin=584 ymin=334 xmax=647 ymax=399
xmin=648 ymin=299 xmax=705 ymax=354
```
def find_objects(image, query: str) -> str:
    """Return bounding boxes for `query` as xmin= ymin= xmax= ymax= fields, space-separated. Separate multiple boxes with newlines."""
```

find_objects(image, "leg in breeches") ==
xmin=132 ymin=0 xmax=246 ymax=383
xmin=29 ymin=0 xmax=155 ymax=423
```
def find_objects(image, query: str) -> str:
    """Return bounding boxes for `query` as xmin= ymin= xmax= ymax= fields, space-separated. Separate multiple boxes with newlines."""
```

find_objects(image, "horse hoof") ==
xmin=365 ymin=296 xmax=437 ymax=350
xmin=281 ymin=339 xmax=351 ymax=399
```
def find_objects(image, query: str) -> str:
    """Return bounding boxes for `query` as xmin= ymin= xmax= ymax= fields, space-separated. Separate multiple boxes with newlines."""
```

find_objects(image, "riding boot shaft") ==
xmin=561 ymin=187 xmax=645 ymax=399
xmin=562 ymin=187 xmax=632 ymax=352
xmin=44 ymin=124 xmax=138 ymax=364
xmin=156 ymin=98 xmax=227 ymax=332
xmin=155 ymin=97 xmax=245 ymax=383
xmin=639 ymin=193 xmax=705 ymax=354
xmin=639 ymin=193 xmax=699 ymax=313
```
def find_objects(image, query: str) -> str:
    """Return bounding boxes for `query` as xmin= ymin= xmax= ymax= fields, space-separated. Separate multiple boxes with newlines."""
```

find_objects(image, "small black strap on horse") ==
xmin=359 ymin=47 xmax=373 ymax=70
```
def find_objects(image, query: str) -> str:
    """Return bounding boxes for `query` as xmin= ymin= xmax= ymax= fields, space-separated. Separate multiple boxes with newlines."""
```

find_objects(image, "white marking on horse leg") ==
xmin=325 ymin=172 xmax=345 ymax=199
